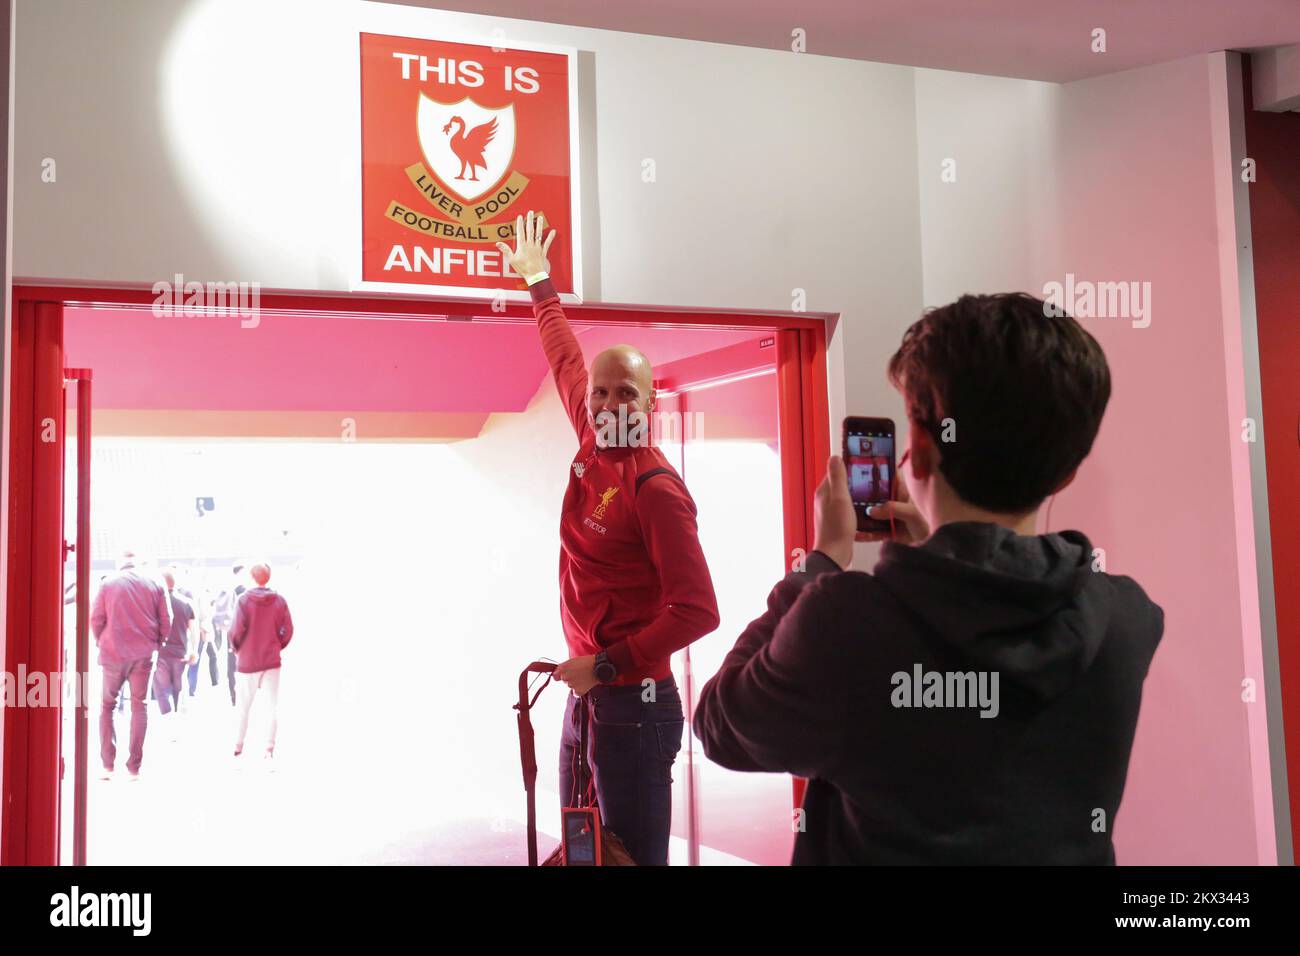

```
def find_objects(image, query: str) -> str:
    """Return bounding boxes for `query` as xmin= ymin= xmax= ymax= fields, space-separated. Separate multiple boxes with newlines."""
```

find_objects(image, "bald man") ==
xmin=498 ymin=211 xmax=720 ymax=866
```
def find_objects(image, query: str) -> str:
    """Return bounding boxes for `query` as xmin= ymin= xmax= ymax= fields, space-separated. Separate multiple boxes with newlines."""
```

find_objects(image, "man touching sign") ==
xmin=498 ymin=212 xmax=720 ymax=866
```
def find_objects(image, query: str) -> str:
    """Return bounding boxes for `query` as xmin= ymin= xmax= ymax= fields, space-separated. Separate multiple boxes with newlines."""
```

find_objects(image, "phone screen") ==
xmin=843 ymin=418 xmax=895 ymax=532
xmin=563 ymin=810 xmax=597 ymax=866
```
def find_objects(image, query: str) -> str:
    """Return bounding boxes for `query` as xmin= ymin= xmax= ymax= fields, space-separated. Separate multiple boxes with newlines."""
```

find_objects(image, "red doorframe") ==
xmin=1243 ymin=65 xmax=1300 ymax=862
xmin=2 ymin=284 xmax=832 ymax=866
xmin=775 ymin=327 xmax=830 ymax=812
xmin=3 ymin=299 xmax=67 ymax=866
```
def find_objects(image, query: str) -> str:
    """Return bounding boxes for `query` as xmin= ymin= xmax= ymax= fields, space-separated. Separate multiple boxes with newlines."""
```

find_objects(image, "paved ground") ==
xmin=81 ymin=680 xmax=776 ymax=865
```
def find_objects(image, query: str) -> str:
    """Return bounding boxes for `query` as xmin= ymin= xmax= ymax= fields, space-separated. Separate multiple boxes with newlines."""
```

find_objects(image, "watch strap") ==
xmin=594 ymin=650 xmax=617 ymax=683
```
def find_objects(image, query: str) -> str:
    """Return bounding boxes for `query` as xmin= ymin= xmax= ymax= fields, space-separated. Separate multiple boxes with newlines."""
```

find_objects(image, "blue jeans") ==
xmin=152 ymin=656 xmax=186 ymax=715
xmin=558 ymin=677 xmax=684 ymax=866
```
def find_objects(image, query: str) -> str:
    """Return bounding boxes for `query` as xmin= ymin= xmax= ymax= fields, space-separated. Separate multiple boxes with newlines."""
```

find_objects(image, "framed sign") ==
xmin=357 ymin=31 xmax=582 ymax=300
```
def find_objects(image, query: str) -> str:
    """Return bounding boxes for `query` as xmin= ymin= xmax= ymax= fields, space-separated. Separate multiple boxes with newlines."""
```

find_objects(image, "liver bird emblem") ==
xmin=592 ymin=485 xmax=620 ymax=519
xmin=417 ymin=95 xmax=517 ymax=202
xmin=441 ymin=115 xmax=498 ymax=182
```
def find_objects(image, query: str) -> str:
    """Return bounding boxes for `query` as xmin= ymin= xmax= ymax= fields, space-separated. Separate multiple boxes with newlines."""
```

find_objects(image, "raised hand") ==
xmin=496 ymin=210 xmax=556 ymax=279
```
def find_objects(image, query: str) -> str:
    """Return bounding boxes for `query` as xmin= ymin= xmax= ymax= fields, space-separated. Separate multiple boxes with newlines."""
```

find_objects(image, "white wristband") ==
xmin=523 ymin=270 xmax=550 ymax=287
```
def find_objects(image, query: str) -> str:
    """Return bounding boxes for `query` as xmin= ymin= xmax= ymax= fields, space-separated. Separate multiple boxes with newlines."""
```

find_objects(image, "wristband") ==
xmin=523 ymin=270 xmax=550 ymax=287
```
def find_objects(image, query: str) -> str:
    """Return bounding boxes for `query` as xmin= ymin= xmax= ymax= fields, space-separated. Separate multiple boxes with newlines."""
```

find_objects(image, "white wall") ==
xmin=10 ymin=0 xmax=925 ymax=433
xmin=914 ymin=69 xmax=1060 ymax=305
xmin=914 ymin=55 xmax=1278 ymax=864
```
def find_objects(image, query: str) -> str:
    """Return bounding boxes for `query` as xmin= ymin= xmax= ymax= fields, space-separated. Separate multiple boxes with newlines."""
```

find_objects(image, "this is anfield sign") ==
xmin=359 ymin=32 xmax=580 ymax=299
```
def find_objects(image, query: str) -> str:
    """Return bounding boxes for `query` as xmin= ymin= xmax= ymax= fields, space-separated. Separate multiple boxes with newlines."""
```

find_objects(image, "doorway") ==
xmin=3 ymin=286 xmax=831 ymax=866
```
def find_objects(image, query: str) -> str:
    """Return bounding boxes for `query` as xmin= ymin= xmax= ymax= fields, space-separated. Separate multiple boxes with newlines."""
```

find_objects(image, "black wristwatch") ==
xmin=593 ymin=650 xmax=618 ymax=684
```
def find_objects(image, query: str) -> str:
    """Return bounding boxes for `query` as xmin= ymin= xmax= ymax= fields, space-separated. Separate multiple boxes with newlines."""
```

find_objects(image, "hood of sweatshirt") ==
xmin=243 ymin=587 xmax=280 ymax=605
xmin=872 ymin=521 xmax=1110 ymax=704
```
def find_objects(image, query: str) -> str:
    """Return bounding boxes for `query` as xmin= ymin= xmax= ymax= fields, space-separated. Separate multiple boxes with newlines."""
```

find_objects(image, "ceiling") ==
xmin=398 ymin=0 xmax=1300 ymax=82
xmin=64 ymin=306 xmax=763 ymax=434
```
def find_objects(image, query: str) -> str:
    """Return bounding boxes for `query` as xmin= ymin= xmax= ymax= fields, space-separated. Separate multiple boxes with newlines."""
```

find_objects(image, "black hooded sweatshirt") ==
xmin=693 ymin=522 xmax=1164 ymax=865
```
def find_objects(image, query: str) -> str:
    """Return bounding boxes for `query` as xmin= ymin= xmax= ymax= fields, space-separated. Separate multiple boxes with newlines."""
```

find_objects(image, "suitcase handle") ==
xmin=515 ymin=661 xmax=557 ymax=866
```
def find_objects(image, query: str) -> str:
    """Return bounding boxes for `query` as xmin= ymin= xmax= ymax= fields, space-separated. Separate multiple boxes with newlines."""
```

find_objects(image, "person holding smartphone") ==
xmin=693 ymin=292 xmax=1164 ymax=865
xmin=497 ymin=211 xmax=720 ymax=867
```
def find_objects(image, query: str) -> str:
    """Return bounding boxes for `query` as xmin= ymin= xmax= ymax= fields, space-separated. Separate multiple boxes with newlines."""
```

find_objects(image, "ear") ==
xmin=907 ymin=424 xmax=937 ymax=480
xmin=647 ymin=386 xmax=657 ymax=413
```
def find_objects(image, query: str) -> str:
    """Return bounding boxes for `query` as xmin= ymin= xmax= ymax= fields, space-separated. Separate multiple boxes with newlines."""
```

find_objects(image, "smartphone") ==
xmin=842 ymin=417 xmax=896 ymax=534
xmin=561 ymin=807 xmax=601 ymax=866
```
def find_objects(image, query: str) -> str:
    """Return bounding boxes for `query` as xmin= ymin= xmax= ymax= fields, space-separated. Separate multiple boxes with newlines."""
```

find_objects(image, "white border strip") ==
xmin=1210 ymin=50 xmax=1292 ymax=865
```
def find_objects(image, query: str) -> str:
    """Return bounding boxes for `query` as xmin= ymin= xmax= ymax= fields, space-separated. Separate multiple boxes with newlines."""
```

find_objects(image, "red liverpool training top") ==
xmin=530 ymin=278 xmax=720 ymax=685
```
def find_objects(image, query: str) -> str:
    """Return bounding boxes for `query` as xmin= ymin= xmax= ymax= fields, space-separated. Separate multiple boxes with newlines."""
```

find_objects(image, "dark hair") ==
xmin=886 ymin=292 xmax=1111 ymax=514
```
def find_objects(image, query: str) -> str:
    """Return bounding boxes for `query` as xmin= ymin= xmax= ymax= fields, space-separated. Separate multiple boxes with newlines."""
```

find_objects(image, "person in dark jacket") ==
xmin=92 ymin=552 xmax=172 ymax=779
xmin=184 ymin=574 xmax=219 ymax=701
xmin=694 ymin=292 xmax=1165 ymax=865
xmin=229 ymin=562 xmax=294 ymax=759
xmin=211 ymin=564 xmax=247 ymax=707
xmin=154 ymin=570 xmax=196 ymax=736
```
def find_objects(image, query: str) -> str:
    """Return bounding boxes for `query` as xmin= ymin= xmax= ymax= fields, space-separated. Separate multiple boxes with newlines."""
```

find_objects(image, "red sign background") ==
xmin=360 ymin=32 xmax=575 ymax=295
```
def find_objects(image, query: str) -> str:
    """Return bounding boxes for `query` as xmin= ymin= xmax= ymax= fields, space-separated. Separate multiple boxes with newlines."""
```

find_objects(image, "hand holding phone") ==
xmin=812 ymin=456 xmax=859 ymax=569
xmin=814 ymin=419 xmax=929 ymax=568
xmin=864 ymin=471 xmax=929 ymax=545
